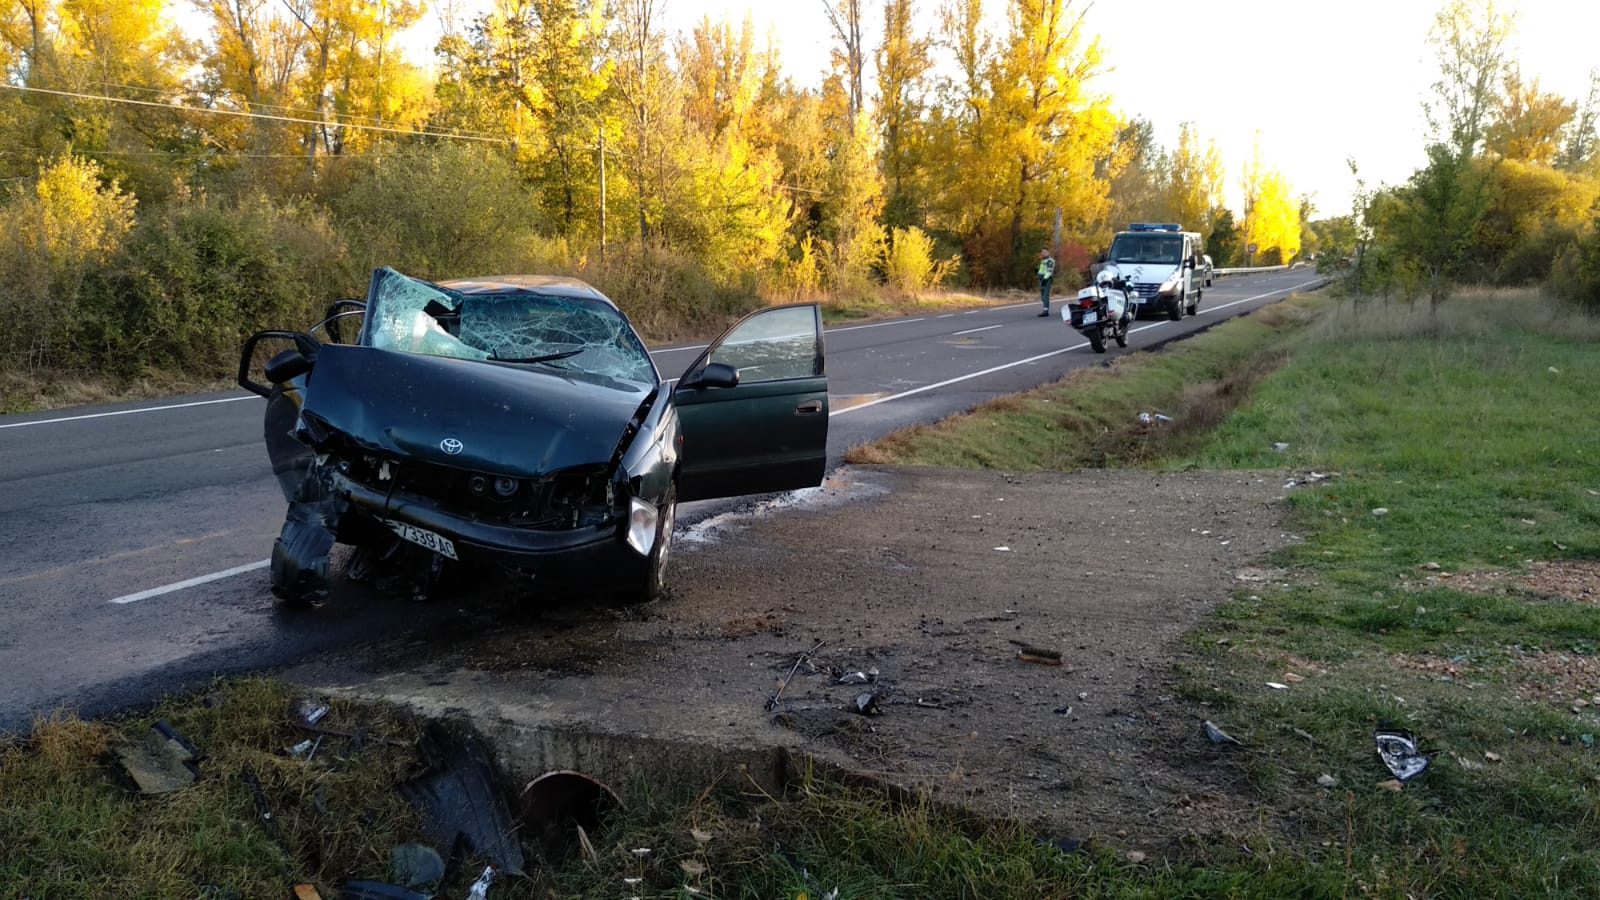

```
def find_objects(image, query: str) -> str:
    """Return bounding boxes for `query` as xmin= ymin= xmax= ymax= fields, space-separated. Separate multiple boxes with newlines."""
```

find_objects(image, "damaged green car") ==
xmin=239 ymin=268 xmax=829 ymax=605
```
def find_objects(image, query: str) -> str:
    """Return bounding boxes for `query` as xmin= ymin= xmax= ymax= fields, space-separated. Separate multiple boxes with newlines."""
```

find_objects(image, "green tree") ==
xmin=876 ymin=0 xmax=933 ymax=228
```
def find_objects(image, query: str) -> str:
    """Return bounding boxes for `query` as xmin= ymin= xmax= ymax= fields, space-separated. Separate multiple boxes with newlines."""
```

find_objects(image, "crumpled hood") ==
xmin=298 ymin=345 xmax=651 ymax=476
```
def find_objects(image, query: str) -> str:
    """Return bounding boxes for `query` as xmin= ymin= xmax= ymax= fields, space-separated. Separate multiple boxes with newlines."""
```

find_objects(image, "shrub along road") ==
xmin=0 ymin=269 xmax=1322 ymax=732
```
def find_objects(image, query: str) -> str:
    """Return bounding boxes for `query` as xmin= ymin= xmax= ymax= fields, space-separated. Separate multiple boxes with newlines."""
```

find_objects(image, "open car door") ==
xmin=673 ymin=304 xmax=828 ymax=503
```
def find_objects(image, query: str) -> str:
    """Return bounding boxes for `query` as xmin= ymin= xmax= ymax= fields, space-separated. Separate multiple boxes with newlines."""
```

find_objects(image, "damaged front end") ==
xmin=242 ymin=268 xmax=674 ymax=607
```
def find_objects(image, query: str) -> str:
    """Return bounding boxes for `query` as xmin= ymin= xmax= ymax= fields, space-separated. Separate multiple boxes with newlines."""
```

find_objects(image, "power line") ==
xmin=0 ymin=82 xmax=510 ymax=144
xmin=77 ymin=78 xmax=506 ymax=140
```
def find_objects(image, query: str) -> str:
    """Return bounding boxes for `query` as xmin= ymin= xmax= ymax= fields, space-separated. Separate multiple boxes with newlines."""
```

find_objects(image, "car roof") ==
xmin=439 ymin=275 xmax=617 ymax=308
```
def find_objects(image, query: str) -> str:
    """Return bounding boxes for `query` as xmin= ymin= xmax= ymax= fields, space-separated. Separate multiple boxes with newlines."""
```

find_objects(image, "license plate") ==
xmin=385 ymin=520 xmax=459 ymax=560
xmin=1081 ymin=311 xmax=1098 ymax=325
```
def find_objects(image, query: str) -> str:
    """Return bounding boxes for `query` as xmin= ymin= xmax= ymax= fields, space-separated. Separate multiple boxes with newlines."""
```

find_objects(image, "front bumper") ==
xmin=326 ymin=469 xmax=648 ymax=582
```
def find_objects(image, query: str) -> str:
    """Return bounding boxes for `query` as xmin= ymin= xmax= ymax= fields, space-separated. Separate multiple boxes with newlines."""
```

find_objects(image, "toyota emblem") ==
xmin=440 ymin=438 xmax=464 ymax=455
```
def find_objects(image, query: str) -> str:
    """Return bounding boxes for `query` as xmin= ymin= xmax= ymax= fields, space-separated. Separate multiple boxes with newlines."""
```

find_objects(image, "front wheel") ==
xmin=624 ymin=483 xmax=677 ymax=604
xmin=1167 ymin=296 xmax=1184 ymax=321
xmin=1087 ymin=327 xmax=1105 ymax=353
xmin=1114 ymin=322 xmax=1128 ymax=348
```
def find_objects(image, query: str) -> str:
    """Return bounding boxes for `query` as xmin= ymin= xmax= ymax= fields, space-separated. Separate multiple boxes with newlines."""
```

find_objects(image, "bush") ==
xmin=581 ymin=242 xmax=762 ymax=341
xmin=329 ymin=143 xmax=543 ymax=282
xmin=0 ymin=155 xmax=136 ymax=371
xmin=883 ymin=226 xmax=957 ymax=294
xmin=1551 ymin=221 xmax=1600 ymax=308
xmin=90 ymin=193 xmax=348 ymax=375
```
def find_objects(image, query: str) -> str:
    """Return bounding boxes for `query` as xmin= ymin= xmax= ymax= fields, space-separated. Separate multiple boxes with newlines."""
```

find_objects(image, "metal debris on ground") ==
xmin=399 ymin=724 xmax=526 ymax=876
xmin=389 ymin=843 xmax=446 ymax=890
xmin=1203 ymin=720 xmax=1242 ymax=746
xmin=1009 ymin=640 xmax=1062 ymax=665
xmin=853 ymin=691 xmax=883 ymax=715
xmin=836 ymin=669 xmax=878 ymax=685
xmin=765 ymin=639 xmax=825 ymax=711
xmin=1265 ymin=682 xmax=1290 ymax=690
xmin=113 ymin=720 xmax=203 ymax=794
xmin=342 ymin=881 xmax=431 ymax=900
xmin=1374 ymin=729 xmax=1434 ymax=782
xmin=1317 ymin=773 xmax=1338 ymax=787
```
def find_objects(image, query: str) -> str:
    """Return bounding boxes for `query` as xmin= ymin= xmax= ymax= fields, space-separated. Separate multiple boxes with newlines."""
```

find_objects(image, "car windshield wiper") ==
xmin=490 ymin=349 xmax=584 ymax=365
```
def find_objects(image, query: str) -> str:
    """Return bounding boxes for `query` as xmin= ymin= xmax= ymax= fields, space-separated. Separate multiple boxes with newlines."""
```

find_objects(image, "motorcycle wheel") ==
xmin=1114 ymin=322 xmax=1128 ymax=348
xmin=1088 ymin=327 xmax=1106 ymax=353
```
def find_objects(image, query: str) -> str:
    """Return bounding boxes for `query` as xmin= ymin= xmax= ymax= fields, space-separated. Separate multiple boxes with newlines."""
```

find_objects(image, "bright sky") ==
xmin=415 ymin=0 xmax=1599 ymax=216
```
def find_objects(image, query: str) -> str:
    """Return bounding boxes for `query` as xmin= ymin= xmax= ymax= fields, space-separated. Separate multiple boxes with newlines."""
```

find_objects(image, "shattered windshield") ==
xmin=1108 ymin=234 xmax=1184 ymax=265
xmin=364 ymin=268 xmax=655 ymax=384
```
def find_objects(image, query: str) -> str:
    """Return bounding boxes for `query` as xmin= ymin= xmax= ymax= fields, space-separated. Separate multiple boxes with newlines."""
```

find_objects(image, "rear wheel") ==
xmin=1088 ymin=327 xmax=1106 ymax=353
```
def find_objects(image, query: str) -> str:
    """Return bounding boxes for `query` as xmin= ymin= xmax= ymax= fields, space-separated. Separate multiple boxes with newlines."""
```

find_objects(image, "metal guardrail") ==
xmin=1214 ymin=264 xmax=1291 ymax=276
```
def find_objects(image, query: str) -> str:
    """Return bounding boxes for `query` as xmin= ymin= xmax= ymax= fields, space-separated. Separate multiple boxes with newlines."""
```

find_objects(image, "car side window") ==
xmin=709 ymin=306 xmax=820 ymax=383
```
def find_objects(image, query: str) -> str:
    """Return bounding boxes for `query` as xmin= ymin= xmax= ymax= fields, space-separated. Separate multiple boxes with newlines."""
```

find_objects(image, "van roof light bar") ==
xmin=1128 ymin=223 xmax=1182 ymax=232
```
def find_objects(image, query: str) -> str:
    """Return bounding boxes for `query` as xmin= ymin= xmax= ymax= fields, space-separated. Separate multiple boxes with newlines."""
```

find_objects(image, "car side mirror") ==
xmin=264 ymin=348 xmax=312 ymax=384
xmin=684 ymin=361 xmax=739 ymax=390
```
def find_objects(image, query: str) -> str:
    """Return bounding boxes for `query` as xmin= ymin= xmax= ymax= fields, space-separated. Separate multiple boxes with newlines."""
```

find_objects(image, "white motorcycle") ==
xmin=1063 ymin=268 xmax=1132 ymax=353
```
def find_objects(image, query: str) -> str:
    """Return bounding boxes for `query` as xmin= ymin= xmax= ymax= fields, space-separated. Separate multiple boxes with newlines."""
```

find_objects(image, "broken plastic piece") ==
xmin=836 ymin=670 xmax=876 ymax=685
xmin=292 ymin=886 xmax=323 ymax=900
xmin=1203 ymin=720 xmax=1242 ymax=746
xmin=295 ymin=700 xmax=331 ymax=727
xmin=399 ymin=725 xmax=526 ymax=876
xmin=114 ymin=720 xmax=202 ymax=794
xmin=853 ymin=691 xmax=882 ymax=715
xmin=466 ymin=867 xmax=495 ymax=900
xmin=1375 ymin=729 xmax=1434 ymax=782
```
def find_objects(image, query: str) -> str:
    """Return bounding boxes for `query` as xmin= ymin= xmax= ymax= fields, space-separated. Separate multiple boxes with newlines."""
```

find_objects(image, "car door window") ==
xmin=708 ymin=306 xmax=820 ymax=383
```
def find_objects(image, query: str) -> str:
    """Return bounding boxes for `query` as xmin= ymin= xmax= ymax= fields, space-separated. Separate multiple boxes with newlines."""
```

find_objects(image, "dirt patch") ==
xmin=1508 ymin=647 xmax=1600 ymax=710
xmin=288 ymin=466 xmax=1296 ymax=852
xmin=1524 ymin=560 xmax=1600 ymax=604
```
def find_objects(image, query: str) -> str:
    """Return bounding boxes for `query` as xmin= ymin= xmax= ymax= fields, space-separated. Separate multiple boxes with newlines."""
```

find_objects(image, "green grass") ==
xmin=855 ymin=287 xmax=1600 ymax=896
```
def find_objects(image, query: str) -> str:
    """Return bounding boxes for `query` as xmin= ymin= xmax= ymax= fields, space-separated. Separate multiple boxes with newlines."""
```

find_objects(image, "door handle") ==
xmin=794 ymin=399 xmax=823 ymax=416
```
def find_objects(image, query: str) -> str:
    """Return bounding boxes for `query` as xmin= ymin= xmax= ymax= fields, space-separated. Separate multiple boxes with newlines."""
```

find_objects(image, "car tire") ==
xmin=624 ymin=482 xmax=677 ymax=604
xmin=1188 ymin=292 xmax=1199 ymax=316
xmin=1168 ymin=296 xmax=1184 ymax=321
xmin=1088 ymin=328 xmax=1105 ymax=353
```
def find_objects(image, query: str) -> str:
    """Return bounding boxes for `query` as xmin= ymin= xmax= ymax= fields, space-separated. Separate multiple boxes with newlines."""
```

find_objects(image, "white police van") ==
xmin=1101 ymin=223 xmax=1204 ymax=320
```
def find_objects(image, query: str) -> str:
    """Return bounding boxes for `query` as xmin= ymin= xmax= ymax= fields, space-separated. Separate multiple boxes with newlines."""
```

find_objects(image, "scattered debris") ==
xmin=853 ymin=691 xmax=883 ymax=716
xmin=114 ymin=720 xmax=203 ymax=794
xmin=1126 ymin=850 xmax=1147 ymax=864
xmin=993 ymin=546 xmax=1012 ymax=552
xmin=1009 ymin=640 xmax=1062 ymax=665
xmin=1371 ymin=508 xmax=1389 ymax=518
xmin=399 ymin=724 xmax=526 ymax=876
xmin=241 ymin=768 xmax=275 ymax=836
xmin=1483 ymin=751 xmax=1503 ymax=763
xmin=1203 ymin=720 xmax=1242 ymax=746
xmin=1376 ymin=779 xmax=1405 ymax=792
xmin=1375 ymin=729 xmax=1434 ymax=782
xmin=1420 ymin=562 xmax=1441 ymax=571
xmin=518 ymin=770 xmax=622 ymax=860
xmin=389 ymin=843 xmax=446 ymax=890
xmin=343 ymin=882 xmax=430 ymax=900
xmin=1284 ymin=673 xmax=1305 ymax=683
xmin=765 ymin=640 xmax=825 ymax=712
xmin=1054 ymin=705 xmax=1073 ymax=716
xmin=1272 ymin=442 xmax=1290 ymax=452
xmin=1265 ymin=682 xmax=1290 ymax=691
xmin=836 ymin=669 xmax=878 ymax=685
xmin=1317 ymin=773 xmax=1338 ymax=788
xmin=294 ymin=699 xmax=331 ymax=728
xmin=466 ymin=866 xmax=495 ymax=900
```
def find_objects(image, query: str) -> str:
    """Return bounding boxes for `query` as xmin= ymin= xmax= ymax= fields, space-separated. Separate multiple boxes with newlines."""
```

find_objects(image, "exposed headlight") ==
xmin=625 ymin=497 xmax=658 ymax=556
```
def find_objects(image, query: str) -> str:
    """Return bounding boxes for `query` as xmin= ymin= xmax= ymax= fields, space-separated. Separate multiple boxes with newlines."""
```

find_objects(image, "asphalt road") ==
xmin=0 ymin=268 xmax=1323 ymax=731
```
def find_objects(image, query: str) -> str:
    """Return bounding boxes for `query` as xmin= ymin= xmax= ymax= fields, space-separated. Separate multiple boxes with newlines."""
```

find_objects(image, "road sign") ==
xmin=1247 ymin=242 xmax=1258 ymax=254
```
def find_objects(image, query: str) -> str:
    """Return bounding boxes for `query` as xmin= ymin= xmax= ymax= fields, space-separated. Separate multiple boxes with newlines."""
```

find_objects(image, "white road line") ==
xmin=937 ymin=313 xmax=956 ymax=318
xmin=832 ymin=279 xmax=1320 ymax=418
xmin=827 ymin=317 xmax=925 ymax=333
xmin=952 ymin=324 xmax=1004 ymax=336
xmin=0 ymin=395 xmax=258 ymax=430
xmin=109 ymin=559 xmax=270 ymax=605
